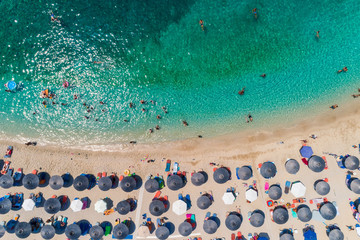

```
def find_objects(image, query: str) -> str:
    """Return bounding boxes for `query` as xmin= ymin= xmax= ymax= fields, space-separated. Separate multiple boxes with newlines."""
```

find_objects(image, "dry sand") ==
xmin=1 ymin=100 xmax=360 ymax=239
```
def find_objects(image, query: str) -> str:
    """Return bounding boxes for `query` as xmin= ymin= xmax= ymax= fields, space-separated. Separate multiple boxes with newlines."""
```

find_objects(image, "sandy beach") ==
xmin=1 ymin=100 xmax=360 ymax=239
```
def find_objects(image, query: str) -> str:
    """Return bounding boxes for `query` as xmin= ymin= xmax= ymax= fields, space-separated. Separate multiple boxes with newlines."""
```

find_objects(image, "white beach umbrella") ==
xmin=94 ymin=199 xmax=107 ymax=213
xmin=246 ymin=188 xmax=258 ymax=202
xmin=291 ymin=181 xmax=306 ymax=198
xmin=222 ymin=192 xmax=236 ymax=205
xmin=70 ymin=199 xmax=83 ymax=212
xmin=22 ymin=199 xmax=35 ymax=211
xmin=172 ymin=200 xmax=187 ymax=215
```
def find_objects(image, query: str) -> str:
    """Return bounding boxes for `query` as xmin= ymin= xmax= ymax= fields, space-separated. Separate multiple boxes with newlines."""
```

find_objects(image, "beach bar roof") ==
xmin=41 ymin=225 xmax=56 ymax=239
xmin=0 ymin=198 xmax=11 ymax=214
xmin=250 ymin=211 xmax=265 ymax=227
xmin=98 ymin=177 xmax=112 ymax=191
xmin=237 ymin=166 xmax=252 ymax=180
xmin=213 ymin=167 xmax=230 ymax=184
xmin=15 ymin=222 xmax=31 ymax=239
xmin=260 ymin=162 xmax=277 ymax=179
xmin=179 ymin=221 xmax=192 ymax=236
xmin=328 ymin=228 xmax=344 ymax=240
xmin=297 ymin=204 xmax=312 ymax=222
xmin=0 ymin=174 xmax=13 ymax=189
xmin=273 ymin=206 xmax=289 ymax=225
xmin=49 ymin=175 xmax=64 ymax=190
xmin=203 ymin=219 xmax=218 ymax=234
xmin=315 ymin=180 xmax=330 ymax=196
xmin=65 ymin=224 xmax=81 ymax=240
xmin=290 ymin=181 xmax=306 ymax=198
xmin=120 ymin=176 xmax=136 ymax=192
xmin=89 ymin=225 xmax=104 ymax=240
xmin=22 ymin=173 xmax=39 ymax=190
xmin=197 ymin=195 xmax=212 ymax=209
xmin=145 ymin=178 xmax=159 ymax=193
xmin=285 ymin=159 xmax=300 ymax=174
xmin=44 ymin=198 xmax=61 ymax=214
xmin=155 ymin=226 xmax=170 ymax=240
xmin=149 ymin=199 xmax=165 ymax=216
xmin=225 ymin=213 xmax=242 ymax=231
xmin=167 ymin=174 xmax=184 ymax=191
xmin=191 ymin=171 xmax=206 ymax=186
xmin=116 ymin=200 xmax=131 ymax=215
xmin=320 ymin=202 xmax=337 ymax=220
xmin=113 ymin=223 xmax=129 ymax=239
xmin=343 ymin=156 xmax=359 ymax=170
xmin=73 ymin=175 xmax=89 ymax=191
xmin=308 ymin=156 xmax=326 ymax=172
xmin=268 ymin=185 xmax=282 ymax=200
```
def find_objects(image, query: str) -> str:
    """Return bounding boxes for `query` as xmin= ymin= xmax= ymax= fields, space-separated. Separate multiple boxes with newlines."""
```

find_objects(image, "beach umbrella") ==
xmin=250 ymin=212 xmax=265 ymax=227
xmin=94 ymin=199 xmax=108 ymax=213
xmin=203 ymin=219 xmax=218 ymax=234
xmin=285 ymin=159 xmax=300 ymax=174
xmin=149 ymin=199 xmax=165 ymax=216
xmin=273 ymin=207 xmax=289 ymax=225
xmin=213 ymin=167 xmax=230 ymax=184
xmin=15 ymin=222 xmax=31 ymax=239
xmin=44 ymin=198 xmax=61 ymax=214
xmin=41 ymin=225 xmax=56 ymax=239
xmin=246 ymin=188 xmax=258 ymax=202
xmin=155 ymin=226 xmax=170 ymax=240
xmin=0 ymin=225 xmax=5 ymax=238
xmin=22 ymin=173 xmax=39 ymax=189
xmin=49 ymin=175 xmax=64 ymax=190
xmin=73 ymin=175 xmax=89 ymax=191
xmin=320 ymin=202 xmax=337 ymax=220
xmin=179 ymin=221 xmax=192 ymax=236
xmin=237 ymin=166 xmax=252 ymax=180
xmin=260 ymin=162 xmax=277 ymax=179
xmin=350 ymin=179 xmax=360 ymax=194
xmin=222 ymin=192 xmax=236 ymax=205
xmin=197 ymin=195 xmax=212 ymax=209
xmin=315 ymin=180 xmax=330 ymax=195
xmin=290 ymin=181 xmax=306 ymax=198
xmin=280 ymin=233 xmax=294 ymax=240
xmin=268 ymin=185 xmax=282 ymax=200
xmin=98 ymin=177 xmax=112 ymax=191
xmin=297 ymin=205 xmax=312 ymax=222
xmin=225 ymin=214 xmax=242 ymax=231
xmin=113 ymin=223 xmax=129 ymax=239
xmin=0 ymin=198 xmax=11 ymax=214
xmin=116 ymin=200 xmax=131 ymax=215
xmin=22 ymin=199 xmax=35 ymax=211
xmin=89 ymin=225 xmax=104 ymax=240
xmin=308 ymin=156 xmax=325 ymax=172
xmin=120 ymin=176 xmax=136 ymax=192
xmin=328 ymin=229 xmax=344 ymax=240
xmin=167 ymin=174 xmax=183 ymax=191
xmin=137 ymin=225 xmax=150 ymax=237
xmin=172 ymin=200 xmax=187 ymax=215
xmin=0 ymin=174 xmax=13 ymax=189
xmin=191 ymin=172 xmax=206 ymax=186
xmin=65 ymin=224 xmax=81 ymax=239
xmin=343 ymin=156 xmax=359 ymax=170
xmin=300 ymin=146 xmax=313 ymax=158
xmin=70 ymin=199 xmax=83 ymax=212
xmin=145 ymin=178 xmax=159 ymax=193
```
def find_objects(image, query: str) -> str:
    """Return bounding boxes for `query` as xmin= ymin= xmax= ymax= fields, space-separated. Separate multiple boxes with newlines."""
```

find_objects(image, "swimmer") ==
xmin=142 ymin=108 xmax=146 ymax=112
xmin=182 ymin=120 xmax=188 ymax=126
xmin=99 ymin=101 xmax=105 ymax=104
xmin=101 ymin=109 xmax=106 ymax=112
xmin=140 ymin=100 xmax=145 ymax=104
xmin=61 ymin=103 xmax=67 ymax=106
xmin=199 ymin=19 xmax=205 ymax=31
xmin=155 ymin=125 xmax=160 ymax=130
xmin=87 ymin=109 xmax=91 ymax=113
xmin=261 ymin=74 xmax=266 ymax=78
xmin=238 ymin=87 xmax=246 ymax=95
xmin=50 ymin=12 xmax=59 ymax=22
xmin=330 ymin=104 xmax=338 ymax=109
xmin=93 ymin=61 xmax=103 ymax=64
xmin=248 ymin=113 xmax=253 ymax=122
xmin=62 ymin=81 xmax=69 ymax=88
xmin=156 ymin=115 xmax=161 ymax=119
xmin=343 ymin=66 xmax=348 ymax=72
xmin=40 ymin=90 xmax=48 ymax=98
xmin=95 ymin=119 xmax=98 ymax=121
xmin=150 ymin=100 xmax=155 ymax=104
xmin=149 ymin=128 xmax=153 ymax=133
xmin=84 ymin=116 xmax=89 ymax=119
xmin=124 ymin=119 xmax=128 ymax=122
xmin=315 ymin=30 xmax=320 ymax=39
xmin=52 ymin=101 xmax=56 ymax=105
xmin=74 ymin=95 xmax=78 ymax=100
xmin=129 ymin=102 xmax=133 ymax=108
xmin=252 ymin=8 xmax=258 ymax=19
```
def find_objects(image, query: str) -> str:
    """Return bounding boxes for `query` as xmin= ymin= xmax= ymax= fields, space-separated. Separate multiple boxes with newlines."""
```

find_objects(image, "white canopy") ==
xmin=94 ymin=199 xmax=107 ymax=213
xmin=291 ymin=181 xmax=306 ymax=198
xmin=22 ymin=199 xmax=35 ymax=211
xmin=222 ymin=192 xmax=236 ymax=205
xmin=246 ymin=188 xmax=258 ymax=202
xmin=172 ymin=200 xmax=187 ymax=215
xmin=70 ymin=199 xmax=83 ymax=212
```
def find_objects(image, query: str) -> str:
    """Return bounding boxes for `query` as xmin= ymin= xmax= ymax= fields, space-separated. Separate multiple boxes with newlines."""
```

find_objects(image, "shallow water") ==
xmin=0 ymin=0 xmax=359 ymax=146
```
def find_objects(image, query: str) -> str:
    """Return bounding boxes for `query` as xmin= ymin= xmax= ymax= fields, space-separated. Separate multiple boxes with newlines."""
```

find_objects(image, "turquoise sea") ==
xmin=0 ymin=0 xmax=360 ymax=146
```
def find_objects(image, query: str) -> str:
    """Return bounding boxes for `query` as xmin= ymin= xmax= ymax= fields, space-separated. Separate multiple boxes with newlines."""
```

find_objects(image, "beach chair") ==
xmin=237 ymin=231 xmax=242 ymax=240
xmin=301 ymin=158 xmax=308 ymax=165
xmin=356 ymin=224 xmax=360 ymax=237
xmin=13 ymin=168 xmax=23 ymax=186
xmin=178 ymin=193 xmax=184 ymax=200
xmin=104 ymin=225 xmax=111 ymax=236
xmin=165 ymin=160 xmax=171 ymax=172
xmin=285 ymin=181 xmax=291 ymax=194
xmin=232 ymin=233 xmax=236 ymax=240
xmin=32 ymin=169 xmax=38 ymax=175
xmin=212 ymin=213 xmax=217 ymax=218
xmin=235 ymin=167 xmax=240 ymax=179
xmin=153 ymin=191 xmax=161 ymax=200
xmin=12 ymin=193 xmax=23 ymax=210
xmin=322 ymin=156 xmax=328 ymax=169
xmin=264 ymin=181 xmax=269 ymax=194
xmin=291 ymin=208 xmax=297 ymax=218
xmin=96 ymin=172 xmax=101 ymax=182
xmin=190 ymin=214 xmax=196 ymax=226
xmin=7 ymin=168 xmax=13 ymax=176
xmin=102 ymin=172 xmax=107 ymax=177
xmin=38 ymin=172 xmax=46 ymax=185
xmin=4 ymin=146 xmax=13 ymax=158
xmin=173 ymin=162 xmax=179 ymax=174
xmin=1 ymin=161 xmax=10 ymax=175
xmin=185 ymin=194 xmax=191 ymax=209
xmin=35 ymin=193 xmax=43 ymax=207
xmin=156 ymin=218 xmax=162 ymax=227
xmin=204 ymin=212 xmax=211 ymax=221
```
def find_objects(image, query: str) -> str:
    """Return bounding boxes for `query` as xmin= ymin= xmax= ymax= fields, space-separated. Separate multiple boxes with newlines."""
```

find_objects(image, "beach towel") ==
xmin=265 ymin=182 xmax=269 ymax=194
xmin=165 ymin=160 xmax=171 ymax=172
xmin=4 ymin=146 xmax=13 ymax=158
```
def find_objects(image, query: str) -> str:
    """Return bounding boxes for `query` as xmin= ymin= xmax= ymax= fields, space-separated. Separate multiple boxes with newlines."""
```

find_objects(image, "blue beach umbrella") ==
xmin=300 ymin=146 xmax=313 ymax=158
xmin=303 ymin=228 xmax=317 ymax=240
xmin=7 ymin=81 xmax=16 ymax=91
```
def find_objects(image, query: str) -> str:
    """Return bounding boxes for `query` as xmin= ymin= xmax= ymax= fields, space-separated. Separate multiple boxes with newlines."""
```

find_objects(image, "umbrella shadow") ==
xmin=58 ymin=195 xmax=70 ymax=211
xmin=110 ymin=175 xmax=119 ymax=189
xmin=5 ymin=220 xmax=18 ymax=233
xmin=100 ymin=221 xmax=112 ymax=235
xmin=149 ymin=222 xmax=156 ymax=234
xmin=259 ymin=232 xmax=270 ymax=239
xmin=103 ymin=197 xmax=113 ymax=209
xmin=128 ymin=198 xmax=137 ymax=212
xmin=164 ymin=222 xmax=175 ymax=235
xmin=252 ymin=209 xmax=265 ymax=218
xmin=38 ymin=172 xmax=50 ymax=187
xmin=86 ymin=174 xmax=97 ymax=190
xmin=128 ymin=220 xmax=136 ymax=234
xmin=354 ymin=198 xmax=360 ymax=209
xmin=133 ymin=175 xmax=143 ymax=190
xmin=61 ymin=173 xmax=73 ymax=188
xmin=348 ymin=178 xmax=357 ymax=190
xmin=0 ymin=160 xmax=4 ymax=169
xmin=77 ymin=219 xmax=91 ymax=235
xmin=209 ymin=216 xmax=220 ymax=228
xmin=199 ymin=171 xmax=208 ymax=184
xmin=280 ymin=229 xmax=293 ymax=237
